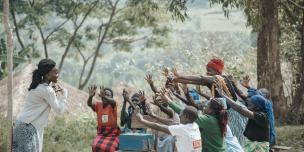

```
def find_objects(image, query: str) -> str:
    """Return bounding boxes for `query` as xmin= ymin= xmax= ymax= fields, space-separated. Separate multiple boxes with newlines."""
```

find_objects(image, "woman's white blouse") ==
xmin=17 ymin=83 xmax=67 ymax=128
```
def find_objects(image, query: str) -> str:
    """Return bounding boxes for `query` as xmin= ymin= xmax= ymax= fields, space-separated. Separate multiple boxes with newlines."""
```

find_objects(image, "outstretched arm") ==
xmin=171 ymin=68 xmax=213 ymax=85
xmin=102 ymin=96 xmax=116 ymax=107
xmin=173 ymin=91 xmax=198 ymax=109
xmin=216 ymin=84 xmax=254 ymax=119
xmin=196 ymin=85 xmax=211 ymax=100
xmin=223 ymin=94 xmax=254 ymax=119
xmin=198 ymin=92 xmax=211 ymax=100
xmin=151 ymin=95 xmax=174 ymax=118
xmin=158 ymin=104 xmax=174 ymax=118
xmin=87 ymin=85 xmax=97 ymax=111
xmin=175 ymin=76 xmax=212 ymax=85
xmin=145 ymin=74 xmax=159 ymax=94
xmin=120 ymin=100 xmax=128 ymax=126
xmin=232 ymin=83 xmax=247 ymax=101
xmin=160 ymin=90 xmax=184 ymax=114
xmin=137 ymin=113 xmax=170 ymax=134
xmin=150 ymin=112 xmax=179 ymax=125
xmin=121 ymin=89 xmax=131 ymax=126
xmin=226 ymin=75 xmax=247 ymax=100
xmin=173 ymin=92 xmax=189 ymax=104
xmin=146 ymin=104 xmax=177 ymax=125
xmin=100 ymin=86 xmax=116 ymax=107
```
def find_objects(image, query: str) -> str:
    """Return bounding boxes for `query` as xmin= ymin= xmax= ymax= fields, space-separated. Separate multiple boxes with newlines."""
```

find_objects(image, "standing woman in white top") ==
xmin=13 ymin=59 xmax=68 ymax=152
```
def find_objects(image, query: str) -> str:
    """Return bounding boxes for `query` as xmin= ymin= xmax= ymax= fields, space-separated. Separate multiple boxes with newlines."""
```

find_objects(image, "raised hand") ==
xmin=52 ymin=83 xmax=63 ymax=93
xmin=241 ymin=75 xmax=250 ymax=89
xmin=227 ymin=75 xmax=237 ymax=85
xmin=171 ymin=67 xmax=180 ymax=79
xmin=165 ymin=77 xmax=174 ymax=88
xmin=145 ymin=74 xmax=154 ymax=85
xmin=99 ymin=86 xmax=105 ymax=98
xmin=62 ymin=89 xmax=68 ymax=99
xmin=122 ymin=89 xmax=130 ymax=101
xmin=161 ymin=67 xmax=169 ymax=77
xmin=181 ymin=83 xmax=188 ymax=94
xmin=152 ymin=95 xmax=164 ymax=106
xmin=88 ymin=85 xmax=97 ymax=98
xmin=138 ymin=90 xmax=146 ymax=103
xmin=135 ymin=111 xmax=143 ymax=121
xmin=196 ymin=85 xmax=203 ymax=94
xmin=159 ymin=88 xmax=173 ymax=104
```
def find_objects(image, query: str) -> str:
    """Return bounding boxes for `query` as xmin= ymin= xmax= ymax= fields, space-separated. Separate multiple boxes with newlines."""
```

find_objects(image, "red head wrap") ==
xmin=207 ymin=58 xmax=224 ymax=74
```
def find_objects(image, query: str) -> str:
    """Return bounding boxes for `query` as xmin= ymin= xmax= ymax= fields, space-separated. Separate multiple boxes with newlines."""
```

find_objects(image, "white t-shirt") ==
xmin=168 ymin=123 xmax=202 ymax=152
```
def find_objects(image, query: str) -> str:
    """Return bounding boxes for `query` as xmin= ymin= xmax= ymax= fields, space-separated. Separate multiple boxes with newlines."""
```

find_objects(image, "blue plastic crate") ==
xmin=119 ymin=133 xmax=154 ymax=151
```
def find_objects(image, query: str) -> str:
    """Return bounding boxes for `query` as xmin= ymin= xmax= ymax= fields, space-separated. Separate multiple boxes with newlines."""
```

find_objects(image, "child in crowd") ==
xmin=120 ymin=89 xmax=147 ymax=133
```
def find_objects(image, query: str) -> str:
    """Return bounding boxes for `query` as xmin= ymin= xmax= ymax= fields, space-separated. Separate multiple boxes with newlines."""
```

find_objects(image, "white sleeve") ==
xmin=168 ymin=124 xmax=184 ymax=137
xmin=42 ymin=86 xmax=67 ymax=114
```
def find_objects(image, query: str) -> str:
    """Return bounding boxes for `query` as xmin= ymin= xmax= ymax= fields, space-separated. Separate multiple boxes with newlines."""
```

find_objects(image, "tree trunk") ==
xmin=257 ymin=0 xmax=286 ymax=120
xmin=78 ymin=0 xmax=118 ymax=89
xmin=36 ymin=25 xmax=48 ymax=58
xmin=3 ymin=0 xmax=14 ymax=151
xmin=11 ymin=6 xmax=25 ymax=50
xmin=291 ymin=10 xmax=304 ymax=115
xmin=58 ymin=2 xmax=97 ymax=72
xmin=78 ymin=60 xmax=88 ymax=89
xmin=58 ymin=33 xmax=77 ymax=71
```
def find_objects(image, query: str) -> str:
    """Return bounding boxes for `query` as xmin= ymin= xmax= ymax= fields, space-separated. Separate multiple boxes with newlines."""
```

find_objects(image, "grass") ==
xmin=276 ymin=125 xmax=304 ymax=152
xmin=1 ymin=113 xmax=304 ymax=152
xmin=0 ymin=114 xmax=97 ymax=152
xmin=43 ymin=116 xmax=97 ymax=152
xmin=0 ymin=115 xmax=8 ymax=152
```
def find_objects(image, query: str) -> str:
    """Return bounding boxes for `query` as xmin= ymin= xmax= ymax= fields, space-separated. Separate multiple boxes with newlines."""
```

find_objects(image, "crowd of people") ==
xmin=13 ymin=58 xmax=276 ymax=152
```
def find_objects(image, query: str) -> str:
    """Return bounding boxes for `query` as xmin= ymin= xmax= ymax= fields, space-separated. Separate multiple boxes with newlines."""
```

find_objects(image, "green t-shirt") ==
xmin=169 ymin=102 xmax=225 ymax=152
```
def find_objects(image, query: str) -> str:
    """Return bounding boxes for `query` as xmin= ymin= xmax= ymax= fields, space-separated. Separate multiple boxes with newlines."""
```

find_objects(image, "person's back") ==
xmin=244 ymin=111 xmax=269 ymax=142
xmin=168 ymin=122 xmax=202 ymax=152
xmin=196 ymin=114 xmax=225 ymax=152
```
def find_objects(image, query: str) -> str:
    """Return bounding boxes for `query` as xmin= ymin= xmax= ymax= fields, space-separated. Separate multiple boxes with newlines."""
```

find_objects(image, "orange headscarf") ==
xmin=207 ymin=58 xmax=224 ymax=74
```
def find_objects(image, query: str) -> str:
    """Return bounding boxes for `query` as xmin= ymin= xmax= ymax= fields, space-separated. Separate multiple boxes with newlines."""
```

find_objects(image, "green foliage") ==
xmin=167 ymin=0 xmax=189 ymax=21
xmin=167 ymin=0 xmax=304 ymax=124
xmin=0 ymin=38 xmax=28 ymax=80
xmin=0 ymin=114 xmax=97 ymax=152
xmin=167 ymin=0 xmax=263 ymax=31
xmin=43 ymin=115 xmax=96 ymax=152
xmin=174 ymin=31 xmax=256 ymax=81
xmin=9 ymin=0 xmax=171 ymax=88
xmin=0 ymin=114 xmax=8 ymax=152
xmin=12 ymin=0 xmax=170 ymax=54
xmin=57 ymin=31 xmax=255 ymax=91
